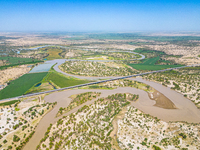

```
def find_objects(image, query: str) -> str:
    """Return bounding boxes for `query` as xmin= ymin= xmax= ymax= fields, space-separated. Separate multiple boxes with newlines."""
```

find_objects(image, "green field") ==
xmin=128 ymin=64 xmax=182 ymax=71
xmin=129 ymin=57 xmax=183 ymax=71
xmin=134 ymin=48 xmax=182 ymax=58
xmin=46 ymin=72 xmax=90 ymax=88
xmin=0 ymin=56 xmax=42 ymax=70
xmin=0 ymin=100 xmax=19 ymax=106
xmin=0 ymin=72 xmax=48 ymax=100
xmin=134 ymin=49 xmax=166 ymax=55
xmin=0 ymin=56 xmax=40 ymax=65
xmin=141 ymin=57 xmax=160 ymax=65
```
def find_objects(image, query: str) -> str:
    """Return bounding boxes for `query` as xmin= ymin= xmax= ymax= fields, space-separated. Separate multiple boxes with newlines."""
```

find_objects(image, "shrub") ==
xmin=13 ymin=135 xmax=20 ymax=142
xmin=153 ymin=145 xmax=161 ymax=150
xmin=3 ymin=139 xmax=7 ymax=144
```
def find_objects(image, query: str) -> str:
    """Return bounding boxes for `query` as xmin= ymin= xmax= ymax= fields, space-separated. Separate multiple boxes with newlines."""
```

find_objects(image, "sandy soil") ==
xmin=148 ymin=90 xmax=177 ymax=109
xmin=0 ymin=65 xmax=31 ymax=85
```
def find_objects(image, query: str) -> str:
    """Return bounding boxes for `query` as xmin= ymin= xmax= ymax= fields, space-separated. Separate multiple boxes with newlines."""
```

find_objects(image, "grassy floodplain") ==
xmin=0 ymin=100 xmax=19 ymax=106
xmin=128 ymin=57 xmax=183 ymax=71
xmin=0 ymin=56 xmax=42 ymax=70
xmin=25 ymin=69 xmax=90 ymax=94
xmin=45 ymin=72 xmax=89 ymax=88
xmin=0 ymin=56 xmax=39 ymax=65
xmin=0 ymin=72 xmax=48 ymax=100
xmin=43 ymin=47 xmax=63 ymax=60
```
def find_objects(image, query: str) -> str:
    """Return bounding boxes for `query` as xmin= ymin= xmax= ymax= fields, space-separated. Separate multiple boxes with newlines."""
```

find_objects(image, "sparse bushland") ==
xmin=60 ymin=61 xmax=138 ymax=77
xmin=117 ymin=106 xmax=200 ymax=150
xmin=56 ymin=92 xmax=101 ymax=117
xmin=0 ymin=100 xmax=57 ymax=150
xmin=37 ymin=93 xmax=138 ymax=150
xmin=95 ymin=79 xmax=155 ymax=93
xmin=69 ymin=50 xmax=141 ymax=60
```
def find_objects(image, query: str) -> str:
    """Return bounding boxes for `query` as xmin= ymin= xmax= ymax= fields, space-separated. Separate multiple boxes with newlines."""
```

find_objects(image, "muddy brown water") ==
xmin=23 ymin=78 xmax=200 ymax=150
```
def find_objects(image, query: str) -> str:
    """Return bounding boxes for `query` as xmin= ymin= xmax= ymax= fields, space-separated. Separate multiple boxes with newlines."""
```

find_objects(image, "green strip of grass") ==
xmin=142 ymin=57 xmax=160 ymax=65
xmin=128 ymin=64 xmax=183 ymax=71
xmin=0 ymin=100 xmax=19 ymax=106
xmin=0 ymin=60 xmax=43 ymax=70
xmin=46 ymin=72 xmax=90 ymax=88
xmin=0 ymin=56 xmax=41 ymax=64
xmin=0 ymin=72 xmax=48 ymax=100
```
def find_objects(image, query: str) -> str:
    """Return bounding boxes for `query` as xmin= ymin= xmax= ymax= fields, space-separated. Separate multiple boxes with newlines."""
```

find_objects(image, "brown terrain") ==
xmin=148 ymin=90 xmax=177 ymax=109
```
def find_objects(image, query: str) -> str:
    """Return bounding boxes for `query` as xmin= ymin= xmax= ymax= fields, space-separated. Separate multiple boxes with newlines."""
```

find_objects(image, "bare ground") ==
xmin=110 ymin=107 xmax=127 ymax=150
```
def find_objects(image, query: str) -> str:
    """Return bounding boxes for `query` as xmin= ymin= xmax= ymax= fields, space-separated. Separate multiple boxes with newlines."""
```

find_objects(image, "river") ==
xmin=23 ymin=78 xmax=200 ymax=150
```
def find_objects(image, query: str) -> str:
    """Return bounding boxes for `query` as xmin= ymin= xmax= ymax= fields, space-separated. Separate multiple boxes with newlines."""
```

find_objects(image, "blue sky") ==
xmin=0 ymin=0 xmax=200 ymax=31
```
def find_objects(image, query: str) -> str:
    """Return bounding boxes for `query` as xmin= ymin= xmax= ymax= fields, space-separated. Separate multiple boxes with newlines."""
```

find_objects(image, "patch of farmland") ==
xmin=0 ymin=56 xmax=39 ymax=65
xmin=46 ymin=72 xmax=89 ymax=88
xmin=0 ymin=72 xmax=48 ymax=100
xmin=128 ymin=57 xmax=182 ymax=71
xmin=128 ymin=64 xmax=182 ymax=71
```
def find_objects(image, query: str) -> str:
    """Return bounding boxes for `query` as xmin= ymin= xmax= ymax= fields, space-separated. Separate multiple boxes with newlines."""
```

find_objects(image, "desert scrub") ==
xmin=60 ymin=61 xmax=137 ymax=77
xmin=56 ymin=92 xmax=101 ymax=117
xmin=37 ymin=93 xmax=136 ymax=150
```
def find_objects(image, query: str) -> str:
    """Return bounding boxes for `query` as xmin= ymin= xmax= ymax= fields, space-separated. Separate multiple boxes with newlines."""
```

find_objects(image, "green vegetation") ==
xmin=142 ymin=56 xmax=160 ymax=65
xmin=42 ymin=47 xmax=63 ymax=60
xmin=0 ymin=56 xmax=42 ymax=70
xmin=134 ymin=49 xmax=166 ymax=55
xmin=0 ymin=72 xmax=48 ymax=100
xmin=88 ymin=85 xmax=114 ymax=89
xmin=179 ymin=133 xmax=187 ymax=139
xmin=16 ymin=131 xmax=35 ymax=150
xmin=0 ymin=56 xmax=39 ymax=65
xmin=45 ymin=72 xmax=89 ymax=88
xmin=134 ymin=48 xmax=182 ymax=58
xmin=153 ymin=145 xmax=161 ymax=150
xmin=57 ymin=92 xmax=101 ymax=117
xmin=0 ymin=100 xmax=19 ymax=106
xmin=24 ymin=82 xmax=56 ymax=94
xmin=60 ymin=61 xmax=137 ymax=76
xmin=128 ymin=57 xmax=182 ymax=71
xmin=13 ymin=135 xmax=20 ymax=142
xmin=129 ymin=64 xmax=182 ymax=71
xmin=23 ymin=66 xmax=90 ymax=94
xmin=71 ymin=51 xmax=141 ymax=60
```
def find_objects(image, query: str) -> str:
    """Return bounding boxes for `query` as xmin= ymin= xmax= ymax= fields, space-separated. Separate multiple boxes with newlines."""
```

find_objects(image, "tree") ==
xmin=153 ymin=145 xmax=161 ymax=150
xmin=3 ymin=139 xmax=7 ymax=144
xmin=8 ymin=145 xmax=12 ymax=149
xmin=13 ymin=135 xmax=20 ymax=142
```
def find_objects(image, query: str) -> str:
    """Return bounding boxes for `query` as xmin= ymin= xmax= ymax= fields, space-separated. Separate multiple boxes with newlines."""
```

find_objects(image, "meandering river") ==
xmin=23 ymin=77 xmax=200 ymax=150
